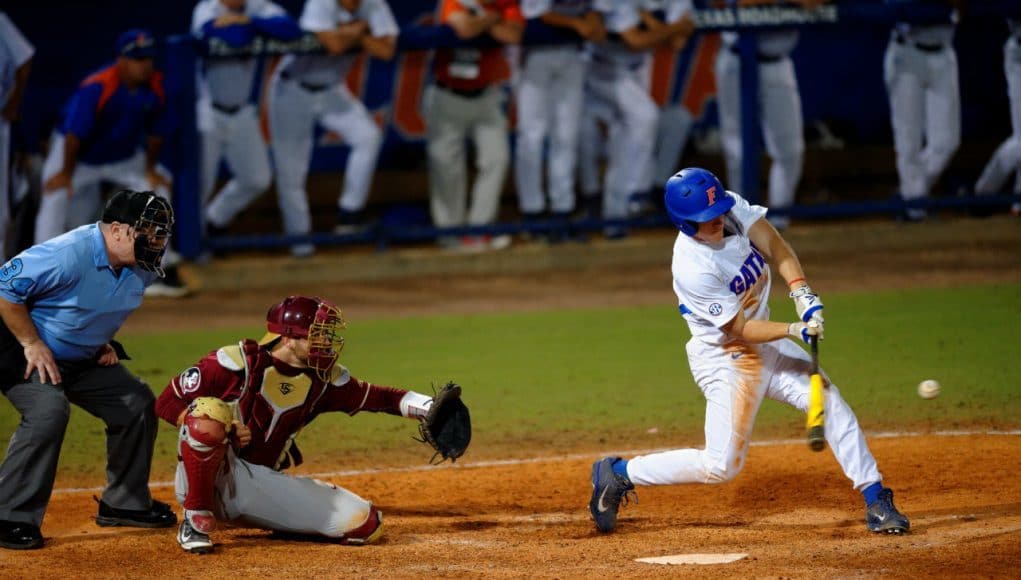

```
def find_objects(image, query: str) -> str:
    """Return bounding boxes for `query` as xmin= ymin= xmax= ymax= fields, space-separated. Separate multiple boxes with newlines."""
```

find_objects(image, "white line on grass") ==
xmin=51 ymin=429 xmax=1021 ymax=495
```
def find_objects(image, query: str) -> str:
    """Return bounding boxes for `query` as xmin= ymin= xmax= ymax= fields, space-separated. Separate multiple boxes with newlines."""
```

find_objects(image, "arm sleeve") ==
xmin=300 ymin=0 xmax=337 ymax=32
xmin=0 ymin=245 xmax=75 ymax=304
xmin=155 ymin=352 xmax=243 ymax=425
xmin=63 ymin=84 xmax=102 ymax=138
xmin=367 ymin=0 xmax=400 ymax=37
xmin=323 ymin=374 xmax=409 ymax=416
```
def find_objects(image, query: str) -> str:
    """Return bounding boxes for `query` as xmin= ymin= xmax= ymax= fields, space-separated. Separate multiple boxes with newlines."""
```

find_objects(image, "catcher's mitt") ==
xmin=417 ymin=381 xmax=471 ymax=464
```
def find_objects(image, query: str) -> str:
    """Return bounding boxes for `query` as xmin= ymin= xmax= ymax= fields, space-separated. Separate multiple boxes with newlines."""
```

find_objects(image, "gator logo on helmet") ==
xmin=179 ymin=367 xmax=202 ymax=393
xmin=706 ymin=186 xmax=717 ymax=206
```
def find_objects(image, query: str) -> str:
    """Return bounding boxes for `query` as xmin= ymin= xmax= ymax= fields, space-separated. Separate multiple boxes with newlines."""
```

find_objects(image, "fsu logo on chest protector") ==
xmin=255 ymin=368 xmax=314 ymax=440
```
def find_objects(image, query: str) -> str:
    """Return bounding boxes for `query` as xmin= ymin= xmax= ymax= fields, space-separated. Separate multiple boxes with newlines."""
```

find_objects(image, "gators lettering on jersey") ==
xmin=155 ymin=339 xmax=408 ymax=470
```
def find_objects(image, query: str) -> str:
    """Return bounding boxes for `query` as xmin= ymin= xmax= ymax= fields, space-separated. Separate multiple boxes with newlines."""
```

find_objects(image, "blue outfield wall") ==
xmin=4 ymin=1 xmax=1021 ymax=257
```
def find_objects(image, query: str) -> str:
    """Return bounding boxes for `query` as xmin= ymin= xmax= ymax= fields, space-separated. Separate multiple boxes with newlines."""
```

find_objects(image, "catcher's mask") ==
xmin=101 ymin=189 xmax=174 ymax=276
xmin=260 ymin=295 xmax=346 ymax=381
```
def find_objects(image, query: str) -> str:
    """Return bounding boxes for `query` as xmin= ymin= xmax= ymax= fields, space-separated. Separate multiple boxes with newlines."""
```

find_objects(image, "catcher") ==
xmin=154 ymin=295 xmax=470 ymax=554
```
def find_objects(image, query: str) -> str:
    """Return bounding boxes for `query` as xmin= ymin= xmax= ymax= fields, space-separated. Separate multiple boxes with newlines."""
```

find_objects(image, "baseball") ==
xmin=917 ymin=379 xmax=941 ymax=400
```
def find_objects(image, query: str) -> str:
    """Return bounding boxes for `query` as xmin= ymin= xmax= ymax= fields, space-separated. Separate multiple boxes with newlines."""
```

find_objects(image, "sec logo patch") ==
xmin=179 ymin=367 xmax=202 ymax=393
xmin=709 ymin=303 xmax=723 ymax=316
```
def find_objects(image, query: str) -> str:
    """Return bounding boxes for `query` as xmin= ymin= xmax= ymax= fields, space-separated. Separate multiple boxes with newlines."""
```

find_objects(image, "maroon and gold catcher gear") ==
xmin=259 ymin=295 xmax=346 ymax=382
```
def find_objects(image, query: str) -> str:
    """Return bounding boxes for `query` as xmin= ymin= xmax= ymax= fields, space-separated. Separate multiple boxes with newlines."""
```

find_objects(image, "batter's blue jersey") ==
xmin=59 ymin=64 xmax=171 ymax=165
xmin=0 ymin=224 xmax=158 ymax=361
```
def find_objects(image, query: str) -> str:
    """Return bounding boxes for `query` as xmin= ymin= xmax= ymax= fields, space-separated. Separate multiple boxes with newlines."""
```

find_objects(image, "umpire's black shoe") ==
xmin=95 ymin=498 xmax=177 ymax=528
xmin=0 ymin=520 xmax=44 ymax=550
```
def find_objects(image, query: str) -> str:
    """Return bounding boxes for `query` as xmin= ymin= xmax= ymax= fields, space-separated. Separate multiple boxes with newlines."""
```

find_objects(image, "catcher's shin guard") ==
xmin=339 ymin=506 xmax=383 ymax=546
xmin=180 ymin=414 xmax=228 ymax=514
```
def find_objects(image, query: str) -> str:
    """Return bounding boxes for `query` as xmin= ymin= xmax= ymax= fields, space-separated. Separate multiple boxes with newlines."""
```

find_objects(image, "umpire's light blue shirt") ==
xmin=0 ymin=224 xmax=157 ymax=361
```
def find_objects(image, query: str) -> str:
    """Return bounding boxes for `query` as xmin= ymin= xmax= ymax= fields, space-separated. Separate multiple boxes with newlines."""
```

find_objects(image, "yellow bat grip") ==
xmin=806 ymin=373 xmax=825 ymax=451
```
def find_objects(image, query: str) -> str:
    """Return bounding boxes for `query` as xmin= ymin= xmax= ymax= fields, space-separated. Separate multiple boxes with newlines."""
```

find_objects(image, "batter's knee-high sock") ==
xmin=862 ymin=482 xmax=883 ymax=506
xmin=180 ymin=419 xmax=227 ymax=514
xmin=612 ymin=458 xmax=631 ymax=481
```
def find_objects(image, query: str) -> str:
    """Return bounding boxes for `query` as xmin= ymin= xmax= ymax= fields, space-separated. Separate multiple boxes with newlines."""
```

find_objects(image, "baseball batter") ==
xmin=0 ymin=12 xmax=33 ymax=263
xmin=193 ymin=0 xmax=302 ymax=244
xmin=514 ymin=0 xmax=604 ymax=232
xmin=588 ymin=167 xmax=910 ymax=536
xmin=154 ymin=295 xmax=445 ymax=553
xmin=582 ymin=0 xmax=694 ymax=236
xmin=975 ymin=18 xmax=1021 ymax=215
xmin=715 ymin=0 xmax=824 ymax=231
xmin=269 ymin=0 xmax=398 ymax=255
xmin=883 ymin=1 xmax=961 ymax=221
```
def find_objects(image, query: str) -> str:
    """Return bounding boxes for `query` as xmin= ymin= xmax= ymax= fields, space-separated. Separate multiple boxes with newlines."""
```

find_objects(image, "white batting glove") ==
xmin=790 ymin=285 xmax=825 ymax=328
xmin=788 ymin=320 xmax=822 ymax=344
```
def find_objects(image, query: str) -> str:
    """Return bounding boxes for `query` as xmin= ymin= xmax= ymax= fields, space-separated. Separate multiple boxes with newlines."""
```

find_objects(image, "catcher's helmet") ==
xmin=102 ymin=189 xmax=174 ymax=276
xmin=260 ymin=295 xmax=347 ymax=381
xmin=664 ymin=168 xmax=734 ymax=236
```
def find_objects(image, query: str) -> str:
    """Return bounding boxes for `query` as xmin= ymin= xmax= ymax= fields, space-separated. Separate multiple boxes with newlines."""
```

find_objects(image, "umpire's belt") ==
xmin=212 ymin=102 xmax=242 ymax=115
xmin=280 ymin=71 xmax=332 ymax=93
xmin=727 ymin=45 xmax=785 ymax=63
xmin=435 ymin=80 xmax=486 ymax=99
xmin=894 ymin=33 xmax=944 ymax=53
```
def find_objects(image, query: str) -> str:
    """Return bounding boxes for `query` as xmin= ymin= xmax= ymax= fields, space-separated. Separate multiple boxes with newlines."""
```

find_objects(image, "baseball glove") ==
xmin=417 ymin=381 xmax=471 ymax=464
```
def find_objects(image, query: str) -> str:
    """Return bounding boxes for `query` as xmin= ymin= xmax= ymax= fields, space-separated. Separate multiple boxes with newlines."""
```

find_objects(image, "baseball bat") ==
xmin=806 ymin=334 xmax=826 ymax=452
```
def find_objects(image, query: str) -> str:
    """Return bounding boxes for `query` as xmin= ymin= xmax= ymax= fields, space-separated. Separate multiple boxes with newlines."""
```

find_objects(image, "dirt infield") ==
xmin=3 ymin=217 xmax=1020 ymax=577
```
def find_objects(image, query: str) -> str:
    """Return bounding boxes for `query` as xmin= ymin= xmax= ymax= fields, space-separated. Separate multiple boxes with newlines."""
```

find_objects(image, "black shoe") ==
xmin=334 ymin=208 xmax=369 ymax=235
xmin=95 ymin=497 xmax=178 ymax=528
xmin=0 ymin=520 xmax=43 ymax=550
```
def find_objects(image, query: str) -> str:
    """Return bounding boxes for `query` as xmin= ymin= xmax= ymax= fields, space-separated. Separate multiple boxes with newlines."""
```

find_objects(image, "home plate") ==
xmin=635 ymin=553 xmax=748 ymax=565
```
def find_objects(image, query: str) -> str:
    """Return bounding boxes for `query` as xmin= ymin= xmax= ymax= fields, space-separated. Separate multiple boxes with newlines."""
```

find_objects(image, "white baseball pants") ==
xmin=715 ymin=49 xmax=804 ymax=228
xmin=884 ymin=38 xmax=961 ymax=217
xmin=976 ymin=36 xmax=1021 ymax=195
xmin=199 ymin=103 xmax=273 ymax=229
xmin=514 ymin=46 xmax=586 ymax=215
xmin=626 ymin=337 xmax=882 ymax=492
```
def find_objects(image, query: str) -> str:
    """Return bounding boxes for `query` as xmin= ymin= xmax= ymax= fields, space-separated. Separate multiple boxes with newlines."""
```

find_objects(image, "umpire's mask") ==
xmin=102 ymin=190 xmax=174 ymax=276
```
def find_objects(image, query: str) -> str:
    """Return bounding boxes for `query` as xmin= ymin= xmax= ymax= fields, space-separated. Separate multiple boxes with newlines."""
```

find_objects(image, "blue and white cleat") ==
xmin=866 ymin=488 xmax=910 ymax=534
xmin=589 ymin=457 xmax=636 ymax=533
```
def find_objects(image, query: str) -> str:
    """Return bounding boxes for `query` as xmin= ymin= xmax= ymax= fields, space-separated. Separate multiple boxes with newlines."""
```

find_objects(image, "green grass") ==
xmin=2 ymin=283 xmax=1018 ymax=482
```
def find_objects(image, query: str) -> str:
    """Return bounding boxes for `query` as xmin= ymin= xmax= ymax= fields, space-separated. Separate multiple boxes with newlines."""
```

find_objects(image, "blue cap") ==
xmin=116 ymin=29 xmax=157 ymax=59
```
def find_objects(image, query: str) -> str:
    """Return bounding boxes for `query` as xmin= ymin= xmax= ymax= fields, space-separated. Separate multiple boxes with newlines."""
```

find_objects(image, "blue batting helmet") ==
xmin=664 ymin=168 xmax=734 ymax=236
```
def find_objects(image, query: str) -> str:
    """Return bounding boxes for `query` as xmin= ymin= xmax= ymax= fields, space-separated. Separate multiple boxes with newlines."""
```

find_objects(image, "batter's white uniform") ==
xmin=976 ymin=19 xmax=1021 ymax=208
xmin=883 ymin=13 xmax=959 ymax=220
xmin=581 ymin=0 xmax=691 ymax=220
xmin=0 ymin=12 xmax=34 ymax=262
xmin=193 ymin=0 xmax=289 ymax=233
xmin=269 ymin=0 xmax=396 ymax=244
xmin=715 ymin=27 xmax=803 ymax=230
xmin=624 ymin=192 xmax=882 ymax=492
xmin=514 ymin=0 xmax=596 ymax=216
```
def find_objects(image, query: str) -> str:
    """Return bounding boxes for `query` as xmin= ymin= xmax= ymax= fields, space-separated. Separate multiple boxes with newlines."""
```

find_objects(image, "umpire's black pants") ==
xmin=0 ymin=359 xmax=158 ymax=528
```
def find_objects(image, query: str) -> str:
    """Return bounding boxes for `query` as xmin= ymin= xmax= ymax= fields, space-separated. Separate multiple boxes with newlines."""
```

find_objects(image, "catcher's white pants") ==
xmin=35 ymin=133 xmax=172 ymax=244
xmin=976 ymin=36 xmax=1021 ymax=195
xmin=715 ymin=49 xmax=804 ymax=228
xmin=174 ymin=448 xmax=373 ymax=538
xmin=514 ymin=46 xmax=586 ymax=215
xmin=199 ymin=103 xmax=273 ymax=229
xmin=626 ymin=337 xmax=882 ymax=491
xmin=884 ymin=37 xmax=961 ymax=217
